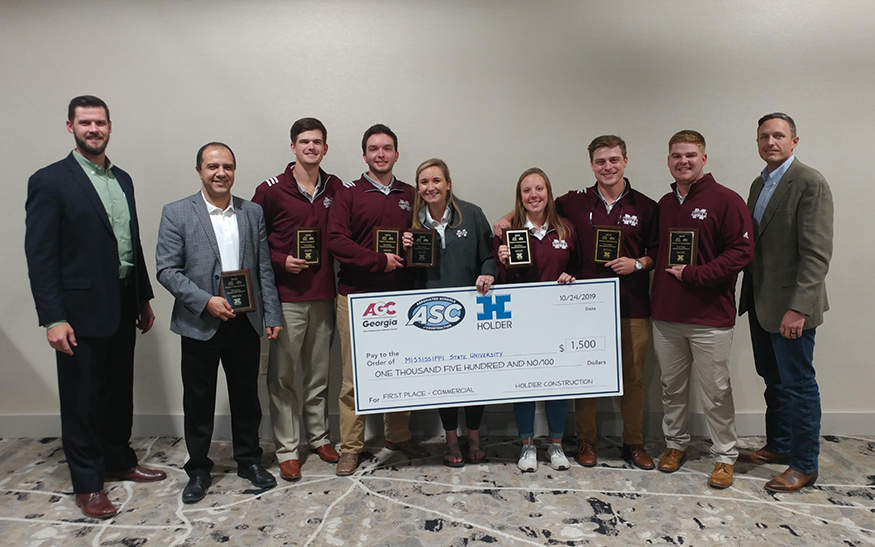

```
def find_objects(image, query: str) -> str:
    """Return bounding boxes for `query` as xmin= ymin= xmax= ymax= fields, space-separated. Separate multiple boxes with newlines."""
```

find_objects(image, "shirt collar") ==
xmin=761 ymin=155 xmax=795 ymax=188
xmin=363 ymin=172 xmax=396 ymax=191
xmin=595 ymin=179 xmax=628 ymax=211
xmin=201 ymin=190 xmax=235 ymax=215
xmin=73 ymin=149 xmax=113 ymax=174
xmin=420 ymin=204 xmax=451 ymax=227
xmin=525 ymin=217 xmax=550 ymax=239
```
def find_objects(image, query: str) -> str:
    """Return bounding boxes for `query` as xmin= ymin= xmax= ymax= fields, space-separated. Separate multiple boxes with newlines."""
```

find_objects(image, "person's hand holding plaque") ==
xmin=206 ymin=296 xmax=236 ymax=320
xmin=285 ymin=255 xmax=309 ymax=274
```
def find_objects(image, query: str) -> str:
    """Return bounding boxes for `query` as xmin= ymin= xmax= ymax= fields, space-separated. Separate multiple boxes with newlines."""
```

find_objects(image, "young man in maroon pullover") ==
xmin=252 ymin=118 xmax=342 ymax=481
xmin=327 ymin=124 xmax=429 ymax=476
xmin=650 ymin=130 xmax=753 ymax=489
xmin=557 ymin=136 xmax=660 ymax=470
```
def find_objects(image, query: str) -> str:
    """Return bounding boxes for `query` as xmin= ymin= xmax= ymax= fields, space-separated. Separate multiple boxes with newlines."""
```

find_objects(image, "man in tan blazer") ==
xmin=739 ymin=113 xmax=833 ymax=492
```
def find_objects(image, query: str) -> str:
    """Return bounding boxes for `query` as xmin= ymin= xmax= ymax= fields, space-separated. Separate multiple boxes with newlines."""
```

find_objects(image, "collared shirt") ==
xmin=595 ymin=180 xmax=628 ymax=214
xmin=73 ymin=150 xmax=134 ymax=279
xmin=297 ymin=173 xmax=323 ymax=204
xmin=419 ymin=205 xmax=451 ymax=248
xmin=525 ymin=218 xmax=550 ymax=240
xmin=202 ymin=191 xmax=240 ymax=271
xmin=753 ymin=156 xmax=795 ymax=224
xmin=674 ymin=185 xmax=687 ymax=205
xmin=363 ymin=172 xmax=395 ymax=195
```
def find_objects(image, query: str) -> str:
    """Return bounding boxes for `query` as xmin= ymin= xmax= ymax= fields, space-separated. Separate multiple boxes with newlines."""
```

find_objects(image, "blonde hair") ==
xmin=668 ymin=130 xmax=706 ymax=151
xmin=411 ymin=158 xmax=462 ymax=229
xmin=511 ymin=167 xmax=567 ymax=241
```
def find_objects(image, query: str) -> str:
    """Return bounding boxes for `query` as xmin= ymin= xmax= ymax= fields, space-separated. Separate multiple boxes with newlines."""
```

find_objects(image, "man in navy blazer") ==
xmin=25 ymin=95 xmax=166 ymax=520
xmin=156 ymin=142 xmax=283 ymax=504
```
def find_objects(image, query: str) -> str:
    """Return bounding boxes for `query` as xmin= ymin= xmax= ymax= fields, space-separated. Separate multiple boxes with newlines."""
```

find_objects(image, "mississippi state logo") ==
xmin=398 ymin=200 xmax=412 ymax=211
xmin=621 ymin=214 xmax=639 ymax=226
xmin=691 ymin=208 xmax=707 ymax=220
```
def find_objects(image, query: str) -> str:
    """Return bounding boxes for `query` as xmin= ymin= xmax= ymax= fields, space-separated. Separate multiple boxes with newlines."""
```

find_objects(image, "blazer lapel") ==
xmin=756 ymin=162 xmax=798 ymax=235
xmin=191 ymin=192 xmax=222 ymax=265
xmin=234 ymin=196 xmax=249 ymax=267
xmin=748 ymin=177 xmax=764 ymax=215
xmin=66 ymin=153 xmax=114 ymax=235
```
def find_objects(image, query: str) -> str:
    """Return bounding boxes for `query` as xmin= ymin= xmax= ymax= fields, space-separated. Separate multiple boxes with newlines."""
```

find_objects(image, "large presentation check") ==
xmin=349 ymin=279 xmax=622 ymax=414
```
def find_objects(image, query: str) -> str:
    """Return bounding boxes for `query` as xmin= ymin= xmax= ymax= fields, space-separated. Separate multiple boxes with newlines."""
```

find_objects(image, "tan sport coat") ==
xmin=739 ymin=159 xmax=833 ymax=333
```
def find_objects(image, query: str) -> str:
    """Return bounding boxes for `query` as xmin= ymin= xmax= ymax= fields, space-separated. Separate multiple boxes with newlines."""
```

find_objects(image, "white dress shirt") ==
xmin=202 ymin=191 xmax=240 ymax=271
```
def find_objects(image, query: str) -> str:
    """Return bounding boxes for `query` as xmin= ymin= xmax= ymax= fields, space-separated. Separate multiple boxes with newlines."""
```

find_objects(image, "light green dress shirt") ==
xmin=73 ymin=151 xmax=134 ymax=278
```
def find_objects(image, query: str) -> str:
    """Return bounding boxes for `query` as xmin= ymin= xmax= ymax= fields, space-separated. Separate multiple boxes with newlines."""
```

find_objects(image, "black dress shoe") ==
xmin=182 ymin=475 xmax=211 ymax=504
xmin=237 ymin=463 xmax=277 ymax=489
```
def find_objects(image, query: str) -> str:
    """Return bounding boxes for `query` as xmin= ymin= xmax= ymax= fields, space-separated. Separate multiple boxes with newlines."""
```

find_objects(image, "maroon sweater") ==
xmin=327 ymin=175 xmax=415 ymax=295
xmin=494 ymin=221 xmax=578 ymax=284
xmin=252 ymin=163 xmax=340 ymax=303
xmin=556 ymin=180 xmax=658 ymax=318
xmin=651 ymin=174 xmax=754 ymax=327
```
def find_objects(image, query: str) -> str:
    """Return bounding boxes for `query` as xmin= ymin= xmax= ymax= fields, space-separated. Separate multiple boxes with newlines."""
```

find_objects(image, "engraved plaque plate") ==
xmin=594 ymin=226 xmax=624 ymax=263
xmin=296 ymin=227 xmax=321 ymax=265
xmin=667 ymin=228 xmax=699 ymax=266
xmin=220 ymin=269 xmax=255 ymax=313
xmin=407 ymin=229 xmax=436 ymax=268
xmin=504 ymin=229 xmax=532 ymax=268
xmin=374 ymin=227 xmax=401 ymax=255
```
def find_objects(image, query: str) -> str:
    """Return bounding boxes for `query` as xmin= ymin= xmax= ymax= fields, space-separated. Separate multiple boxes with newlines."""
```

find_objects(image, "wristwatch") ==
xmin=634 ymin=259 xmax=643 ymax=271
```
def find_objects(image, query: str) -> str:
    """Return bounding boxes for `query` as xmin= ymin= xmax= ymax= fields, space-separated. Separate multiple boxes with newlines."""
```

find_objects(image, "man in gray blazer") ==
xmin=156 ymin=142 xmax=283 ymax=503
xmin=739 ymin=113 xmax=833 ymax=492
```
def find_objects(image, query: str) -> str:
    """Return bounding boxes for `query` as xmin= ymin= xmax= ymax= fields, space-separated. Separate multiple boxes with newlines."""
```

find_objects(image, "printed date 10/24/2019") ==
xmin=558 ymin=293 xmax=597 ymax=302
xmin=559 ymin=337 xmax=606 ymax=352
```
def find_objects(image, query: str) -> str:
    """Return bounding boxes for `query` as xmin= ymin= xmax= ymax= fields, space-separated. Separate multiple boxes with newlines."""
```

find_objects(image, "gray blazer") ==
xmin=740 ymin=159 xmax=833 ymax=332
xmin=156 ymin=192 xmax=282 ymax=341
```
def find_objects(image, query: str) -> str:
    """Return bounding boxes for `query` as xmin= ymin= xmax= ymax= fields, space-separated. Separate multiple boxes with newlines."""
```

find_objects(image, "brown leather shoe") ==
xmin=104 ymin=464 xmax=167 ymax=483
xmin=279 ymin=459 xmax=301 ymax=481
xmin=576 ymin=442 xmax=597 ymax=467
xmin=622 ymin=444 xmax=655 ymax=470
xmin=708 ymin=463 xmax=734 ymax=489
xmin=75 ymin=491 xmax=117 ymax=519
xmin=657 ymin=448 xmax=687 ymax=473
xmin=312 ymin=444 xmax=340 ymax=463
xmin=764 ymin=467 xmax=818 ymax=492
xmin=335 ymin=452 xmax=360 ymax=476
xmin=385 ymin=439 xmax=429 ymax=459
xmin=738 ymin=446 xmax=790 ymax=465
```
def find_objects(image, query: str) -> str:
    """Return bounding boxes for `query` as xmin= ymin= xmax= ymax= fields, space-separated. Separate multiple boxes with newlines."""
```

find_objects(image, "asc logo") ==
xmin=406 ymin=297 xmax=465 ymax=331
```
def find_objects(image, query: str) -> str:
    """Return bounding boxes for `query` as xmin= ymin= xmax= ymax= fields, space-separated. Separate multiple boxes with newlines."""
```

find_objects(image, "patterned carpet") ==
xmin=0 ymin=435 xmax=873 ymax=546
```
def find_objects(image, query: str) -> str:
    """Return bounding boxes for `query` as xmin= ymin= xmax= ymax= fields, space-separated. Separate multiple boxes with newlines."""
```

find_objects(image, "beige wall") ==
xmin=1 ymin=1 xmax=871 ymax=436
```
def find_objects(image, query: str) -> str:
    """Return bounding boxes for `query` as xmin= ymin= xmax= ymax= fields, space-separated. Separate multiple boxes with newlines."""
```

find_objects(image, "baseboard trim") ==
xmin=1 ymin=410 xmax=872 ymax=439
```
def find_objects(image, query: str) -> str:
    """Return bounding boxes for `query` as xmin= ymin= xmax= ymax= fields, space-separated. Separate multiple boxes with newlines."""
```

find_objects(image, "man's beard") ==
xmin=76 ymin=132 xmax=109 ymax=157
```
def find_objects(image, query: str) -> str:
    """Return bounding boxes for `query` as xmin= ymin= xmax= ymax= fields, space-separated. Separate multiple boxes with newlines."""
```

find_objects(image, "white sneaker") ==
xmin=547 ymin=443 xmax=570 ymax=471
xmin=518 ymin=443 xmax=538 ymax=472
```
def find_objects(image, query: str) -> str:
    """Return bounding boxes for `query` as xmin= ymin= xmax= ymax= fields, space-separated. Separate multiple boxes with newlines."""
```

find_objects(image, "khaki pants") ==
xmin=652 ymin=320 xmax=738 ymax=464
xmin=267 ymin=299 xmax=335 ymax=463
xmin=337 ymin=295 xmax=411 ymax=454
xmin=575 ymin=317 xmax=651 ymax=446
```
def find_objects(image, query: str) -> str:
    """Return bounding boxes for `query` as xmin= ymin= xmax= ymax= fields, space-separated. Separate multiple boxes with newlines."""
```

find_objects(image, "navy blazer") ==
xmin=25 ymin=152 xmax=153 ymax=337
